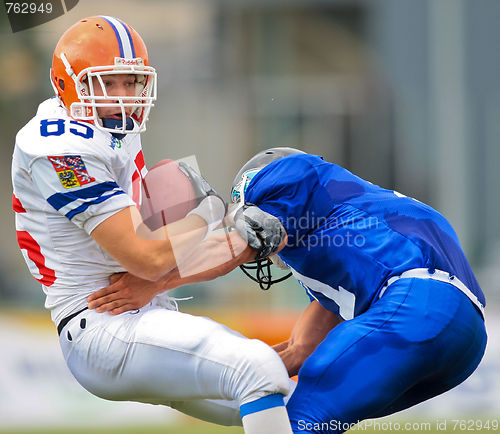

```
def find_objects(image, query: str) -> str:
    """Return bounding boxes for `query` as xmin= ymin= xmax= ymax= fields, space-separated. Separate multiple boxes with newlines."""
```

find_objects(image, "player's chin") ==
xmin=97 ymin=106 xmax=134 ymax=118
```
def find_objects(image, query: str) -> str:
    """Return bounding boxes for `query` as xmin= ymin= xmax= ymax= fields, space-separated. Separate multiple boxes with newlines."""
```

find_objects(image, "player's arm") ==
xmin=91 ymin=204 xmax=217 ymax=281
xmin=157 ymin=226 xmax=287 ymax=290
xmin=91 ymin=160 xmax=229 ymax=281
xmin=273 ymin=300 xmax=343 ymax=377
xmin=159 ymin=230 xmax=257 ymax=289
xmin=88 ymin=230 xmax=256 ymax=314
xmin=88 ymin=205 xmax=288 ymax=313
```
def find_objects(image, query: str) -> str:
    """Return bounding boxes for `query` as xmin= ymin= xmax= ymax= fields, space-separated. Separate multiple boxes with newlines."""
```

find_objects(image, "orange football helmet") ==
xmin=50 ymin=16 xmax=157 ymax=134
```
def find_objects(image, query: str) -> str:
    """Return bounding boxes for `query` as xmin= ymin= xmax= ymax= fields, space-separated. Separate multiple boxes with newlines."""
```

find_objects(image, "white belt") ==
xmin=378 ymin=268 xmax=485 ymax=318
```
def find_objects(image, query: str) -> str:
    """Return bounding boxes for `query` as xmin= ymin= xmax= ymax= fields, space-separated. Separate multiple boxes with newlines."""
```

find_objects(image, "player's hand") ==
xmin=86 ymin=272 xmax=163 ymax=315
xmin=177 ymin=162 xmax=220 ymax=200
xmin=178 ymin=162 xmax=227 ymax=231
xmin=273 ymin=341 xmax=307 ymax=378
xmin=234 ymin=205 xmax=286 ymax=260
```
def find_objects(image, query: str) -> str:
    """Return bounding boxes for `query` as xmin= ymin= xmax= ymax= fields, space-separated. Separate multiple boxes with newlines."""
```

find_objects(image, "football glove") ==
xmin=234 ymin=205 xmax=286 ymax=260
xmin=178 ymin=162 xmax=227 ymax=231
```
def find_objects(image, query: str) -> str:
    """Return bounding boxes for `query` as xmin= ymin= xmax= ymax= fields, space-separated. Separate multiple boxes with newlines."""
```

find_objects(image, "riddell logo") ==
xmin=115 ymin=57 xmax=145 ymax=67
xmin=4 ymin=1 xmax=80 ymax=33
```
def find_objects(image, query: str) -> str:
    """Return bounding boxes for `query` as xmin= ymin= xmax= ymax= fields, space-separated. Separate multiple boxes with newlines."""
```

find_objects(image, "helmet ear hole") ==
xmin=58 ymin=79 xmax=65 ymax=90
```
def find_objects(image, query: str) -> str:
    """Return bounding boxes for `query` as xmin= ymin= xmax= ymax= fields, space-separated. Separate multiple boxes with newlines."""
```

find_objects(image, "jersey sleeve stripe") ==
xmin=47 ymin=182 xmax=122 ymax=210
xmin=65 ymin=190 xmax=127 ymax=220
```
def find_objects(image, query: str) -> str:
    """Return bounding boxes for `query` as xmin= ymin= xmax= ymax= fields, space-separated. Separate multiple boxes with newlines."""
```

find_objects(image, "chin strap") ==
xmin=239 ymin=258 xmax=292 ymax=290
xmin=102 ymin=117 xmax=135 ymax=139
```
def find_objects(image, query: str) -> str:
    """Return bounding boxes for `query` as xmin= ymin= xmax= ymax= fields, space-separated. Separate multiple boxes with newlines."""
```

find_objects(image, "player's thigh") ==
xmin=370 ymin=287 xmax=487 ymax=419
xmin=286 ymin=314 xmax=415 ymax=431
xmin=286 ymin=279 xmax=485 ymax=430
xmin=61 ymin=307 xmax=288 ymax=404
xmin=124 ymin=308 xmax=289 ymax=403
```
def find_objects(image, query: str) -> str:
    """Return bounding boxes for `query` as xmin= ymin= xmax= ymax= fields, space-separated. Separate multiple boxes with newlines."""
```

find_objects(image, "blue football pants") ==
xmin=286 ymin=278 xmax=487 ymax=433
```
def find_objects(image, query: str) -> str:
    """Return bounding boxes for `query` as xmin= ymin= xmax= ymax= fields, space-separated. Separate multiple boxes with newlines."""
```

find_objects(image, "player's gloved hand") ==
xmin=234 ymin=205 xmax=286 ymax=260
xmin=178 ymin=162 xmax=227 ymax=231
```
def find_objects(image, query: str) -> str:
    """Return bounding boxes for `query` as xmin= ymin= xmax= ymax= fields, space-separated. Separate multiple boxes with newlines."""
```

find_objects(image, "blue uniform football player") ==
xmin=230 ymin=147 xmax=487 ymax=433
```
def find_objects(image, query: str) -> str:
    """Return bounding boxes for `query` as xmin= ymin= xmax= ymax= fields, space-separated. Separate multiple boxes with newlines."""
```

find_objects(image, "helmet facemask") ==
xmin=60 ymin=54 xmax=157 ymax=135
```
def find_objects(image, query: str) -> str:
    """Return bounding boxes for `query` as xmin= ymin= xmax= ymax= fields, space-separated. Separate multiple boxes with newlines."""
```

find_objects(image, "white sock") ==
xmin=240 ymin=394 xmax=292 ymax=434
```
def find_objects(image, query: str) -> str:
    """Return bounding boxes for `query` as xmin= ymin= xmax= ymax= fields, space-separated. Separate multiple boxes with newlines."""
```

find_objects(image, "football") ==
xmin=140 ymin=159 xmax=199 ymax=230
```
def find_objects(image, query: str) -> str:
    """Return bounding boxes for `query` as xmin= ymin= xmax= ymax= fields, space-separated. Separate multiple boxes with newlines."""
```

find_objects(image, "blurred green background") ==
xmin=1 ymin=0 xmax=499 ymax=432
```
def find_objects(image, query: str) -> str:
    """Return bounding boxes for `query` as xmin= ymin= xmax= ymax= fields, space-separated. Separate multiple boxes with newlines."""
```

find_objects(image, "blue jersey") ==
xmin=245 ymin=154 xmax=485 ymax=319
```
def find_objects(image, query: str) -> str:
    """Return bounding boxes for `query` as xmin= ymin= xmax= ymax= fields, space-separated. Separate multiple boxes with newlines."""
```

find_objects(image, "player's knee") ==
xmin=234 ymin=339 xmax=290 ymax=405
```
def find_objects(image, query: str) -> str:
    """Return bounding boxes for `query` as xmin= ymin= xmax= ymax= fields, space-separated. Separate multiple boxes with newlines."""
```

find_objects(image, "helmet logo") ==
xmin=231 ymin=169 xmax=260 ymax=203
xmin=114 ymin=57 xmax=144 ymax=67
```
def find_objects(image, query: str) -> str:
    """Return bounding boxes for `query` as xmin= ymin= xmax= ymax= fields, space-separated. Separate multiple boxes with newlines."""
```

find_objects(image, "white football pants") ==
xmin=58 ymin=305 xmax=291 ymax=426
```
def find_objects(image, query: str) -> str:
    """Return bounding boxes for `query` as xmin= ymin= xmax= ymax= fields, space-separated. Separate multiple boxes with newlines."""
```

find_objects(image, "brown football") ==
xmin=140 ymin=159 xmax=199 ymax=230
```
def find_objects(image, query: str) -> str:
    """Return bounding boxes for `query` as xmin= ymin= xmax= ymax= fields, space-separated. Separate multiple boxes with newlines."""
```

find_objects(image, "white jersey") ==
xmin=12 ymin=98 xmax=147 ymax=325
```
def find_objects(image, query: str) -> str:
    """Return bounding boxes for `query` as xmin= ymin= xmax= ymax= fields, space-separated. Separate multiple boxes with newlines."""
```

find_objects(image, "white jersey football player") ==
xmin=11 ymin=16 xmax=293 ymax=433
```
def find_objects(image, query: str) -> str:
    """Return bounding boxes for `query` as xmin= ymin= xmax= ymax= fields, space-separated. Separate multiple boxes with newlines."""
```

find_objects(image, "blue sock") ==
xmin=240 ymin=393 xmax=285 ymax=418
